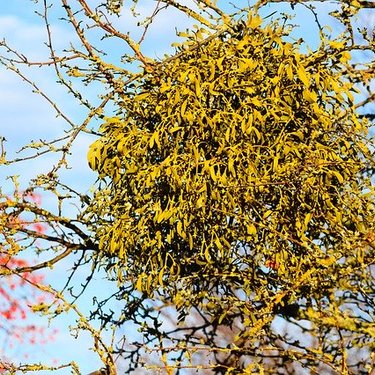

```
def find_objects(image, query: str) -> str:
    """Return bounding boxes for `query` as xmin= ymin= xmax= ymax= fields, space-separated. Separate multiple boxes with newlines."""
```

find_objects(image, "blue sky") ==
xmin=0 ymin=1 xmax=373 ymax=373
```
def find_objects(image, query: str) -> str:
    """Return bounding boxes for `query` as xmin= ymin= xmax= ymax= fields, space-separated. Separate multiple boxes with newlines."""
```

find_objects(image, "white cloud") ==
xmin=0 ymin=14 xmax=75 ymax=61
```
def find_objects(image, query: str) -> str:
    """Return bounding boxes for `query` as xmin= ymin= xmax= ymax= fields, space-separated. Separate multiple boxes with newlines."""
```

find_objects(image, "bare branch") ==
xmin=0 ymin=57 xmax=76 ymax=128
xmin=74 ymin=0 xmax=154 ymax=70
xmin=15 ymin=244 xmax=81 ymax=274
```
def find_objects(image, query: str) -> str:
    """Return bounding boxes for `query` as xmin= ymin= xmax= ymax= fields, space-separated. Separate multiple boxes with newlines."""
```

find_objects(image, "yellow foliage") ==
xmin=86 ymin=9 xmax=375 ymax=367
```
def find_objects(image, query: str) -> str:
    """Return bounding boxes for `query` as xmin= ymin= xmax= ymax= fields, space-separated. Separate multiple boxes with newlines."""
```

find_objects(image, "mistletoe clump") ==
xmin=87 ymin=11 xmax=374 ymax=347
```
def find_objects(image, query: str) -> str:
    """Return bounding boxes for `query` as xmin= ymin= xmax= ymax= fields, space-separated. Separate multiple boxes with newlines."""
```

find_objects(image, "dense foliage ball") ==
xmin=87 ymin=13 xmax=374 ymax=325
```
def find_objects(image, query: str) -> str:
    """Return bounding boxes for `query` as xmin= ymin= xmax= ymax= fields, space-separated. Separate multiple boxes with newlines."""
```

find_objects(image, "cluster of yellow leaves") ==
xmin=87 ymin=11 xmax=374 ymax=339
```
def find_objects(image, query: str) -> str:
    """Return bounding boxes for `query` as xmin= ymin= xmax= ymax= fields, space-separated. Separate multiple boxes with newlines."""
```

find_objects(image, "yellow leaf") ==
xmin=195 ymin=79 xmax=202 ymax=97
xmin=304 ymin=212 xmax=312 ymax=227
xmin=272 ymin=156 xmax=279 ymax=171
xmin=134 ymin=92 xmax=150 ymax=101
xmin=248 ymin=13 xmax=262 ymax=29
xmin=209 ymin=165 xmax=217 ymax=182
xmin=87 ymin=140 xmax=103 ymax=171
xmin=177 ymin=221 xmax=183 ymax=237
xmin=297 ymin=66 xmax=310 ymax=86
xmin=318 ymin=256 xmax=336 ymax=268
xmin=158 ymin=268 xmax=165 ymax=286
xmin=188 ymin=233 xmax=193 ymax=250
xmin=247 ymin=223 xmax=257 ymax=236
xmin=181 ymin=100 xmax=188 ymax=117
xmin=215 ymin=236 xmax=223 ymax=250
xmin=332 ymin=171 xmax=344 ymax=183
xmin=303 ymin=90 xmax=317 ymax=103
xmin=136 ymin=273 xmax=146 ymax=292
